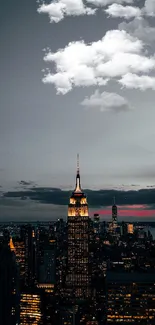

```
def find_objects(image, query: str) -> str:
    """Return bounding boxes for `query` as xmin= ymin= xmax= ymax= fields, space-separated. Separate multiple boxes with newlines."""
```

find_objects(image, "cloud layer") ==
xmin=87 ymin=0 xmax=133 ymax=6
xmin=3 ymin=186 xmax=155 ymax=207
xmin=105 ymin=4 xmax=141 ymax=19
xmin=119 ymin=73 xmax=155 ymax=90
xmin=144 ymin=0 xmax=155 ymax=16
xmin=119 ymin=17 xmax=155 ymax=44
xmin=105 ymin=0 xmax=155 ymax=19
xmin=38 ymin=0 xmax=155 ymax=23
xmin=37 ymin=0 xmax=96 ymax=23
xmin=2 ymin=185 xmax=155 ymax=220
xmin=37 ymin=0 xmax=135 ymax=23
xmin=81 ymin=90 xmax=131 ymax=112
xmin=42 ymin=29 xmax=155 ymax=94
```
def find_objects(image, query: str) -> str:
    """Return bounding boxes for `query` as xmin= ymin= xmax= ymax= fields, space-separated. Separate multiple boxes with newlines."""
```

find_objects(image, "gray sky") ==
xmin=1 ymin=0 xmax=155 ymax=195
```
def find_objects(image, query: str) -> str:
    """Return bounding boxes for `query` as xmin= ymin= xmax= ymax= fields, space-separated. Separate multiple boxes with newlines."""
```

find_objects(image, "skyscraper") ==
xmin=24 ymin=225 xmax=36 ymax=288
xmin=66 ymin=155 xmax=90 ymax=301
xmin=20 ymin=291 xmax=42 ymax=325
xmin=112 ymin=197 xmax=117 ymax=229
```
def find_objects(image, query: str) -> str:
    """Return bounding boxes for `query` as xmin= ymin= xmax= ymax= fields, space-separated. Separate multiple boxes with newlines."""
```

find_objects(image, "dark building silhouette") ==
xmin=112 ymin=197 xmax=117 ymax=229
xmin=0 ymin=243 xmax=19 ymax=325
xmin=24 ymin=225 xmax=36 ymax=287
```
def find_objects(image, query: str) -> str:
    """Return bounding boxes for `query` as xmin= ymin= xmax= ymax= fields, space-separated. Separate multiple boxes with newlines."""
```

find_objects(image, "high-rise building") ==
xmin=22 ymin=225 xmax=37 ymax=288
xmin=11 ymin=237 xmax=25 ymax=282
xmin=20 ymin=291 xmax=42 ymax=325
xmin=38 ymin=241 xmax=56 ymax=288
xmin=93 ymin=214 xmax=100 ymax=236
xmin=66 ymin=155 xmax=90 ymax=301
xmin=112 ymin=197 xmax=117 ymax=228
xmin=127 ymin=223 xmax=134 ymax=234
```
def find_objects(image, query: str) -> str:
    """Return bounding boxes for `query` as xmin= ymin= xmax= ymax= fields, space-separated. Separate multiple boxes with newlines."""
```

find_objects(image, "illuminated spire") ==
xmin=77 ymin=153 xmax=79 ymax=174
xmin=75 ymin=153 xmax=82 ymax=193
xmin=113 ymin=196 xmax=116 ymax=205
xmin=9 ymin=236 xmax=16 ymax=253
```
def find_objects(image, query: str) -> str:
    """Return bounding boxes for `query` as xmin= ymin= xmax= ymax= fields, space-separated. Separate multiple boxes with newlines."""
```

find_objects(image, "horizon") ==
xmin=1 ymin=0 xmax=155 ymax=220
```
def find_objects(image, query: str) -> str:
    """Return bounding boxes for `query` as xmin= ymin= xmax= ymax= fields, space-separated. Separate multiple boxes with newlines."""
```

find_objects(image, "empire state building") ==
xmin=66 ymin=155 xmax=90 ymax=301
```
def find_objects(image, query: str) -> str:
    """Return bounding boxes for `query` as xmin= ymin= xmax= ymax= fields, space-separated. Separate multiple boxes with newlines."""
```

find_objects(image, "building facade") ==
xmin=107 ymin=272 xmax=155 ymax=324
xmin=66 ymin=155 xmax=90 ymax=301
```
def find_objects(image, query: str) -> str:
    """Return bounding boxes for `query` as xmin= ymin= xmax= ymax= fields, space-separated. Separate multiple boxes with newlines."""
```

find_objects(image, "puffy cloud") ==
xmin=144 ymin=0 xmax=155 ymax=16
xmin=103 ymin=0 xmax=155 ymax=19
xmin=37 ymin=0 xmax=155 ymax=23
xmin=81 ymin=90 xmax=131 ymax=112
xmin=96 ymin=52 xmax=155 ymax=77
xmin=105 ymin=4 xmax=141 ymax=19
xmin=42 ymin=29 xmax=155 ymax=94
xmin=37 ymin=0 xmax=96 ymax=23
xmin=119 ymin=17 xmax=155 ymax=44
xmin=119 ymin=73 xmax=155 ymax=90
xmin=43 ymin=67 xmax=109 ymax=95
xmin=86 ymin=0 xmax=133 ymax=6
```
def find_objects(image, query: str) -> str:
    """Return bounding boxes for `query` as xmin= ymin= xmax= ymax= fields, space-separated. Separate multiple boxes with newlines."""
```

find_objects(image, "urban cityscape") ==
xmin=1 ymin=157 xmax=155 ymax=324
xmin=1 ymin=0 xmax=155 ymax=324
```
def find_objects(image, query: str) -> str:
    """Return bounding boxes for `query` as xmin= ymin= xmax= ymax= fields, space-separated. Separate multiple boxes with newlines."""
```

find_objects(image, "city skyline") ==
xmin=1 ymin=0 xmax=155 ymax=219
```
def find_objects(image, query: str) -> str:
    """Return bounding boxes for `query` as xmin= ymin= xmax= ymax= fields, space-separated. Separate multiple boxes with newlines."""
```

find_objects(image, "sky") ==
xmin=1 ymin=0 xmax=155 ymax=220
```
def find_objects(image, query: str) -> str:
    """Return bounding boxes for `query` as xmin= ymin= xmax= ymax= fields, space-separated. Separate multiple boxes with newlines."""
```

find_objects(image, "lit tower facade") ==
xmin=66 ymin=155 xmax=90 ymax=301
xmin=112 ymin=197 xmax=117 ymax=229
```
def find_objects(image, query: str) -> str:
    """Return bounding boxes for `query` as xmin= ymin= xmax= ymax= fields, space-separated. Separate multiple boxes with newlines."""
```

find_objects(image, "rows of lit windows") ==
xmin=20 ymin=293 xmax=42 ymax=325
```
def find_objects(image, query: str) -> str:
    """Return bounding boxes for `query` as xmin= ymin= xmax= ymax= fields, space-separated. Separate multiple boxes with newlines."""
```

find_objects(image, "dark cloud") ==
xmin=3 ymin=187 xmax=155 ymax=207
xmin=19 ymin=180 xmax=36 ymax=186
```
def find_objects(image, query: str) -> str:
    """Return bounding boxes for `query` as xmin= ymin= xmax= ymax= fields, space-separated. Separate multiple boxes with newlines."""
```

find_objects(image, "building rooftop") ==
xmin=107 ymin=271 xmax=155 ymax=283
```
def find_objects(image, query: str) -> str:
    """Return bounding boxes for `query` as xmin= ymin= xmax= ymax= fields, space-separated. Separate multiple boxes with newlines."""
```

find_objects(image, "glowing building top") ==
xmin=9 ymin=237 xmax=16 ymax=253
xmin=68 ymin=154 xmax=88 ymax=215
xmin=66 ymin=155 xmax=90 ymax=300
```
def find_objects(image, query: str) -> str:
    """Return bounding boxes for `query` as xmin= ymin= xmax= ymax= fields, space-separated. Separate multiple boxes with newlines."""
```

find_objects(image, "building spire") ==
xmin=75 ymin=153 xmax=82 ymax=193
xmin=113 ymin=196 xmax=115 ymax=205
xmin=77 ymin=153 xmax=80 ymax=175
xmin=9 ymin=236 xmax=16 ymax=253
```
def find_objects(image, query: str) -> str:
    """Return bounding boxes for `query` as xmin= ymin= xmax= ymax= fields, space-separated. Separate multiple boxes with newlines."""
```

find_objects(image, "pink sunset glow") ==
xmin=91 ymin=205 xmax=155 ymax=218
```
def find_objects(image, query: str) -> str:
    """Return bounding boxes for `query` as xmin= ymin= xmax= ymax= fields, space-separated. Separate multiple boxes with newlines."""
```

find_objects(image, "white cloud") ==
xmin=42 ymin=29 xmax=155 ymax=94
xmin=37 ymin=0 xmax=96 ymax=23
xmin=81 ymin=90 xmax=131 ymax=112
xmin=96 ymin=52 xmax=155 ymax=77
xmin=86 ymin=0 xmax=133 ymax=6
xmin=37 ymin=0 xmax=155 ymax=23
xmin=119 ymin=73 xmax=155 ymax=90
xmin=105 ymin=4 xmax=141 ymax=19
xmin=144 ymin=0 xmax=155 ymax=16
xmin=119 ymin=17 xmax=155 ymax=44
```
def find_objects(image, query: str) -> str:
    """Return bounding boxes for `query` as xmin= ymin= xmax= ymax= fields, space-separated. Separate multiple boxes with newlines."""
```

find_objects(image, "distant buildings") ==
xmin=107 ymin=272 xmax=155 ymax=324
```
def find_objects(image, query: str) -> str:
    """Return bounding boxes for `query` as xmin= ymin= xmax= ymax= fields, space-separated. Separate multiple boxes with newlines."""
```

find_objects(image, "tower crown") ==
xmin=74 ymin=154 xmax=82 ymax=193
xmin=9 ymin=237 xmax=16 ymax=253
